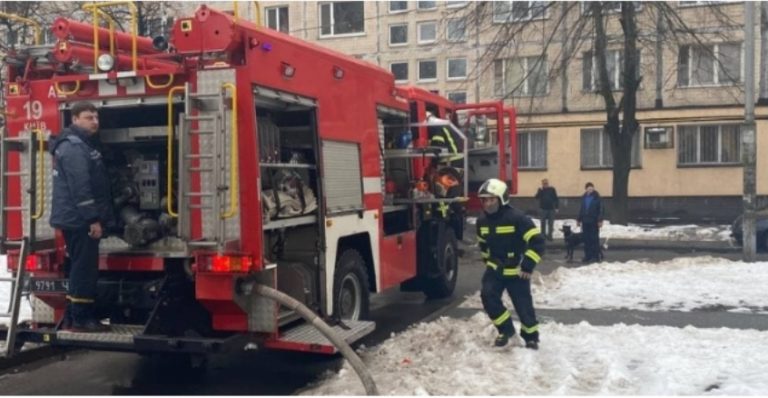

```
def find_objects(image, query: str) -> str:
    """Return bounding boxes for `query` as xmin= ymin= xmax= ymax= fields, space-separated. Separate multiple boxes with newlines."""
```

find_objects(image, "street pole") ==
xmin=743 ymin=1 xmax=757 ymax=262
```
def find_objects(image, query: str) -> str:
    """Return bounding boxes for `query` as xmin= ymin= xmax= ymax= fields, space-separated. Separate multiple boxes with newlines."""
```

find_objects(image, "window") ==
xmin=679 ymin=1 xmax=729 ymax=6
xmin=144 ymin=17 xmax=174 ymax=37
xmin=417 ymin=1 xmax=437 ymax=10
xmin=266 ymin=6 xmax=290 ymax=33
xmin=494 ymin=56 xmax=548 ymax=97
xmin=418 ymin=60 xmax=437 ymax=82
xmin=389 ymin=23 xmax=408 ymax=46
xmin=391 ymin=62 xmax=409 ymax=82
xmin=580 ymin=128 xmax=641 ymax=168
xmin=493 ymin=1 xmax=548 ymax=23
xmin=447 ymin=58 xmax=467 ymax=80
xmin=389 ymin=1 xmax=408 ymax=13
xmin=448 ymin=91 xmax=467 ymax=104
xmin=580 ymin=2 xmax=642 ymax=15
xmin=446 ymin=18 xmax=466 ymax=42
xmin=446 ymin=1 xmax=468 ymax=8
xmin=677 ymin=43 xmax=741 ymax=87
xmin=677 ymin=124 xmax=741 ymax=165
xmin=582 ymin=49 xmax=640 ymax=91
xmin=320 ymin=2 xmax=364 ymax=37
xmin=417 ymin=21 xmax=437 ymax=44
xmin=518 ymin=130 xmax=547 ymax=169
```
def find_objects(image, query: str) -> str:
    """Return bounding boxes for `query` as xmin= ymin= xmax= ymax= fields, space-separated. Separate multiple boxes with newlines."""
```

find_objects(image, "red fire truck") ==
xmin=0 ymin=4 xmax=515 ymax=357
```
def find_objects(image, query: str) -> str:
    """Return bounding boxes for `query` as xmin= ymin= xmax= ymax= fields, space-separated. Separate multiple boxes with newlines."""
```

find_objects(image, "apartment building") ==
xmin=1 ymin=1 xmax=765 ymax=222
xmin=253 ymin=1 xmax=767 ymax=222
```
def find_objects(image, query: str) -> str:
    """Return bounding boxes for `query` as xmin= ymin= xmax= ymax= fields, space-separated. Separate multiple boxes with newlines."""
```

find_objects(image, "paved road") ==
xmin=0 ymin=245 xmax=765 ymax=394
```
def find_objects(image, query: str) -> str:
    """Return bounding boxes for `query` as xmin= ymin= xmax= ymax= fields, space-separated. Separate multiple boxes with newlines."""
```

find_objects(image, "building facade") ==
xmin=250 ymin=0 xmax=768 ymax=223
xmin=2 ymin=1 xmax=766 ymax=222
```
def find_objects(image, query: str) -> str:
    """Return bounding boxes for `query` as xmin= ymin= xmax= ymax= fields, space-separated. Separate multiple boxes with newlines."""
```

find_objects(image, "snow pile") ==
xmin=466 ymin=217 xmax=731 ymax=242
xmin=460 ymin=257 xmax=768 ymax=314
xmin=301 ymin=313 xmax=768 ymax=395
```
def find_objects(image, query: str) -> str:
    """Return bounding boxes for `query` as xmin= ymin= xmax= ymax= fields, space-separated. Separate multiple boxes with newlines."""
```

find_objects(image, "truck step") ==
xmin=264 ymin=320 xmax=375 ymax=355
xmin=56 ymin=324 xmax=143 ymax=345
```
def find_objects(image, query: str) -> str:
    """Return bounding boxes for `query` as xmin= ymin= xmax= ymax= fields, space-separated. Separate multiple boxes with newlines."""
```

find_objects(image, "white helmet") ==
xmin=478 ymin=178 xmax=509 ymax=206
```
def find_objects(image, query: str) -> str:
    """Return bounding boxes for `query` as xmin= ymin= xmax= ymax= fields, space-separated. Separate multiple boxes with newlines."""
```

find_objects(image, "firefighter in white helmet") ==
xmin=476 ymin=178 xmax=545 ymax=349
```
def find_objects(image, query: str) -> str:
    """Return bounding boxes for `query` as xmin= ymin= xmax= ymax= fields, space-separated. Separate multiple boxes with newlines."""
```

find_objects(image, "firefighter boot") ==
xmin=494 ymin=333 xmax=510 ymax=347
xmin=68 ymin=303 xmax=110 ymax=333
xmin=525 ymin=340 xmax=539 ymax=350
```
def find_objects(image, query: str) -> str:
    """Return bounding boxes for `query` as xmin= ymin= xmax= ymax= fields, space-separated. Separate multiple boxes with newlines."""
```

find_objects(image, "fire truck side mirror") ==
xmin=153 ymin=36 xmax=169 ymax=51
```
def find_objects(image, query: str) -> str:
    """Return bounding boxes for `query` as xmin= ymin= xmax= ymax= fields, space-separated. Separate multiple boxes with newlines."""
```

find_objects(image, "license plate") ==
xmin=29 ymin=278 xmax=69 ymax=293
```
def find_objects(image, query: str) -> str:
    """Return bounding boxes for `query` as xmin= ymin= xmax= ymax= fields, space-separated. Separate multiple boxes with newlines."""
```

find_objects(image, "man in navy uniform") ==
xmin=476 ymin=178 xmax=545 ymax=349
xmin=50 ymin=101 xmax=114 ymax=332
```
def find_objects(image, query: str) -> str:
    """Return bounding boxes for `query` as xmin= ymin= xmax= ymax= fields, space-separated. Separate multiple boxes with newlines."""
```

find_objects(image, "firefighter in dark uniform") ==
xmin=476 ymin=178 xmax=545 ymax=349
xmin=50 ymin=101 xmax=114 ymax=332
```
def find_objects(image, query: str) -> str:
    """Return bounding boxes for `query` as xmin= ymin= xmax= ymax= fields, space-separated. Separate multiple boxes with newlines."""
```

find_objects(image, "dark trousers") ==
xmin=582 ymin=222 xmax=600 ymax=261
xmin=62 ymin=228 xmax=100 ymax=322
xmin=540 ymin=209 xmax=555 ymax=239
xmin=480 ymin=268 xmax=539 ymax=342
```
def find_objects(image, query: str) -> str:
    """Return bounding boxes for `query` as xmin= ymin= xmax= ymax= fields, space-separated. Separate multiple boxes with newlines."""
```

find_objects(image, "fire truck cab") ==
xmin=0 ymin=4 xmax=515 ymax=357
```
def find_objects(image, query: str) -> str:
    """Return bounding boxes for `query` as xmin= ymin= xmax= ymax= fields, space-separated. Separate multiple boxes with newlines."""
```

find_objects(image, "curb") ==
xmin=544 ymin=239 xmax=739 ymax=253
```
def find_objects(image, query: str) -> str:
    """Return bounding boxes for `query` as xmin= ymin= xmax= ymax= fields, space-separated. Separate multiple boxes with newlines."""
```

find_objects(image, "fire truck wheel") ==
xmin=423 ymin=227 xmax=458 ymax=299
xmin=333 ymin=249 xmax=371 ymax=321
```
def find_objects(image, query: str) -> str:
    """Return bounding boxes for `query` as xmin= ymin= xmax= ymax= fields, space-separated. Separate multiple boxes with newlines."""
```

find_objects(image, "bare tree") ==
xmin=455 ymin=1 xmax=746 ymax=224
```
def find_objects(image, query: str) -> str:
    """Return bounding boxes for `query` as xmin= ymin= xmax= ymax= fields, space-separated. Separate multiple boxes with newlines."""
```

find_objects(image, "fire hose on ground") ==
xmin=238 ymin=281 xmax=379 ymax=396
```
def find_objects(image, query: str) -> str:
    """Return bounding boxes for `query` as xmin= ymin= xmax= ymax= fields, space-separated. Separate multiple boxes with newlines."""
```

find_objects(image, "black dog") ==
xmin=561 ymin=225 xmax=604 ymax=263
xmin=561 ymin=225 xmax=583 ymax=262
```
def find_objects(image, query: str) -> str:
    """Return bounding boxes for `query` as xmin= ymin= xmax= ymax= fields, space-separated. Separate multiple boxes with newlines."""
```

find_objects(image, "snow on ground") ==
xmin=460 ymin=257 xmax=768 ymax=314
xmin=301 ymin=313 xmax=768 ymax=395
xmin=0 ymin=255 xmax=33 ymax=325
xmin=466 ymin=217 xmax=732 ymax=242
xmin=303 ymin=256 xmax=768 ymax=395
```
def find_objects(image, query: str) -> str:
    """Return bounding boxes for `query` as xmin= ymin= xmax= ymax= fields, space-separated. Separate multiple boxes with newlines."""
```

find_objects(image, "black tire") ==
xmin=332 ymin=249 xmax=370 ymax=321
xmin=423 ymin=226 xmax=458 ymax=299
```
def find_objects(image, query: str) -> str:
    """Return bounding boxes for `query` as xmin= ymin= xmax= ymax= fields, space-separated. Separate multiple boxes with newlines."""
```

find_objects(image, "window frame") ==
xmin=583 ymin=49 xmax=641 ymax=91
xmin=677 ymin=43 xmax=743 ymax=87
xmin=493 ymin=1 xmax=550 ymax=23
xmin=390 ymin=61 xmax=409 ymax=83
xmin=580 ymin=127 xmax=642 ymax=170
xmin=265 ymin=5 xmax=290 ymax=34
xmin=580 ymin=1 xmax=642 ymax=15
xmin=446 ymin=57 xmax=468 ymax=81
xmin=319 ymin=1 xmax=366 ymax=38
xmin=417 ymin=59 xmax=438 ymax=82
xmin=445 ymin=1 xmax=469 ymax=8
xmin=417 ymin=20 xmax=438 ymax=44
xmin=417 ymin=0 xmax=437 ymax=10
xmin=494 ymin=56 xmax=549 ymax=97
xmin=446 ymin=17 xmax=467 ymax=42
xmin=389 ymin=0 xmax=408 ymax=13
xmin=447 ymin=91 xmax=467 ymax=104
xmin=518 ymin=130 xmax=548 ymax=170
xmin=678 ymin=0 xmax=731 ymax=7
xmin=676 ymin=124 xmax=742 ymax=167
xmin=388 ymin=23 xmax=409 ymax=46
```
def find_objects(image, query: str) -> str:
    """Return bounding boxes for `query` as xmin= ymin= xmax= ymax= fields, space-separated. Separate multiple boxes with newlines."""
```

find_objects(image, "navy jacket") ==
xmin=476 ymin=205 xmax=545 ymax=274
xmin=49 ymin=125 xmax=114 ymax=230
xmin=577 ymin=191 xmax=603 ymax=224
xmin=535 ymin=186 xmax=559 ymax=210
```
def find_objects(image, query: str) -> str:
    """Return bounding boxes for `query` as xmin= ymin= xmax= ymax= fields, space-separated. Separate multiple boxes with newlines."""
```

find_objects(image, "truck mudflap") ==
xmin=15 ymin=325 xmax=239 ymax=354
xmin=263 ymin=320 xmax=375 ymax=355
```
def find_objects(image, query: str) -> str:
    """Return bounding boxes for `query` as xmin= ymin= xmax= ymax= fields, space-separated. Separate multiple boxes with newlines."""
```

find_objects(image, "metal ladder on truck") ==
xmin=0 ymin=129 xmax=45 ymax=357
xmin=174 ymin=82 xmax=238 ymax=251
